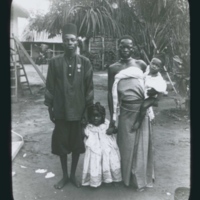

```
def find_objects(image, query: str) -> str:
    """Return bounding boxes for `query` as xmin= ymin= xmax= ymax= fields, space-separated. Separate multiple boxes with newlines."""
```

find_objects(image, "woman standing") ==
xmin=107 ymin=35 xmax=156 ymax=190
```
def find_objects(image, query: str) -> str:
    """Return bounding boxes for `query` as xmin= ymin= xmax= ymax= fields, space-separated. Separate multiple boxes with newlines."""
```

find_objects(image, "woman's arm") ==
xmin=107 ymin=66 xmax=115 ymax=126
xmin=106 ymin=66 xmax=118 ymax=135
xmin=131 ymin=97 xmax=158 ymax=131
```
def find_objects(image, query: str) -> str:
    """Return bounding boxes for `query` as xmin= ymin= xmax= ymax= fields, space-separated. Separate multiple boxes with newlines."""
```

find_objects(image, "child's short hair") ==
xmin=135 ymin=60 xmax=147 ymax=72
xmin=151 ymin=58 xmax=162 ymax=68
xmin=88 ymin=102 xmax=106 ymax=124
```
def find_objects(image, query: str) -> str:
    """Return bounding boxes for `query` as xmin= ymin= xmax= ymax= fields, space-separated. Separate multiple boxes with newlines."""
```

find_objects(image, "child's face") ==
xmin=150 ymin=60 xmax=160 ymax=74
xmin=91 ymin=110 xmax=103 ymax=126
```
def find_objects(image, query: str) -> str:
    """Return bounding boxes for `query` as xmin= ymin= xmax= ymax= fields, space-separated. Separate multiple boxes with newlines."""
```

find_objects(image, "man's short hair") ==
xmin=118 ymin=35 xmax=134 ymax=45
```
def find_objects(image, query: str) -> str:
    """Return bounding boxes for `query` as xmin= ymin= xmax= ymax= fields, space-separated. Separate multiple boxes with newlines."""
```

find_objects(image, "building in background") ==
xmin=10 ymin=1 xmax=29 ymax=49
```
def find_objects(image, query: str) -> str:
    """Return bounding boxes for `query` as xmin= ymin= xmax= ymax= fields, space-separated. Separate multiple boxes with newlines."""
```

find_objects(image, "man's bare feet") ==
xmin=70 ymin=176 xmax=80 ymax=188
xmin=54 ymin=177 xmax=69 ymax=189
xmin=137 ymin=187 xmax=145 ymax=192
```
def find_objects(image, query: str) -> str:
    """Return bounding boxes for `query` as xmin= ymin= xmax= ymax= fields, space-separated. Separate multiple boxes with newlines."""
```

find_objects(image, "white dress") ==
xmin=82 ymin=119 xmax=122 ymax=187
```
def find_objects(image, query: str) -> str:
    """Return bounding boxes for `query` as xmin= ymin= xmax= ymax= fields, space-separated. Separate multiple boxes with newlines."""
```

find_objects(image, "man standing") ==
xmin=107 ymin=35 xmax=155 ymax=190
xmin=44 ymin=23 xmax=94 ymax=189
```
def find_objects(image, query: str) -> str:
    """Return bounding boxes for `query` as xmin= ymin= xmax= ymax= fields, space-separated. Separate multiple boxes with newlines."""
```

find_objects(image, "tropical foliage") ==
xmin=25 ymin=0 xmax=190 ymax=99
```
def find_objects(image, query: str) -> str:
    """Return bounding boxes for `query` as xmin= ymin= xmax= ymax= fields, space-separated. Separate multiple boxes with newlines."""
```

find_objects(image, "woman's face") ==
xmin=91 ymin=110 xmax=103 ymax=126
xmin=119 ymin=39 xmax=133 ymax=59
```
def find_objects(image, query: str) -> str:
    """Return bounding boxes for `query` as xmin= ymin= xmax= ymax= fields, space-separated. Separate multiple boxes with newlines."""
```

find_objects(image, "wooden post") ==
xmin=102 ymin=37 xmax=104 ymax=70
xmin=13 ymin=35 xmax=46 ymax=84
xmin=53 ymin=44 xmax=55 ymax=57
xmin=88 ymin=38 xmax=91 ymax=52
xmin=163 ymin=66 xmax=178 ymax=95
xmin=116 ymin=39 xmax=119 ymax=60
xmin=30 ymin=43 xmax=32 ymax=57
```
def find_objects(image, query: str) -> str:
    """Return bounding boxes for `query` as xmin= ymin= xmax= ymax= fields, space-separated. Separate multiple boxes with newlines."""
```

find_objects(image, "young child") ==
xmin=132 ymin=58 xmax=167 ymax=130
xmin=135 ymin=58 xmax=167 ymax=102
xmin=82 ymin=102 xmax=122 ymax=187
xmin=144 ymin=58 xmax=167 ymax=100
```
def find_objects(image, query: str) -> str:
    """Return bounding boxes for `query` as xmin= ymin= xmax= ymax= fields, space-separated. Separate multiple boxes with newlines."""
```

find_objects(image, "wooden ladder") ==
xmin=11 ymin=37 xmax=32 ymax=96
xmin=10 ymin=47 xmax=18 ymax=102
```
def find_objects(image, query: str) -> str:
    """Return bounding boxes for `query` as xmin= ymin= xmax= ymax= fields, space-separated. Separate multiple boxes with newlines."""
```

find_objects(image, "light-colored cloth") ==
xmin=144 ymin=72 xmax=167 ymax=97
xmin=117 ymin=78 xmax=154 ymax=189
xmin=144 ymin=72 xmax=167 ymax=121
xmin=82 ymin=119 xmax=122 ymax=187
xmin=112 ymin=67 xmax=144 ymax=123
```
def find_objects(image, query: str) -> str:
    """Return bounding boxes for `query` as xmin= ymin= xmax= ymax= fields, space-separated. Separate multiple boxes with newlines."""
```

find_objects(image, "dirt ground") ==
xmin=12 ymin=65 xmax=190 ymax=200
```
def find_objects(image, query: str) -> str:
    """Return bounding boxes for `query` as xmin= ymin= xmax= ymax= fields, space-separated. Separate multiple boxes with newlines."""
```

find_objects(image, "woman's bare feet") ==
xmin=54 ymin=177 xmax=69 ymax=189
xmin=70 ymin=176 xmax=81 ymax=188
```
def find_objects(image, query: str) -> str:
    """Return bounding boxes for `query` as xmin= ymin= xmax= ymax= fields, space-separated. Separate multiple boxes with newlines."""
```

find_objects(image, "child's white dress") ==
xmin=82 ymin=119 xmax=122 ymax=187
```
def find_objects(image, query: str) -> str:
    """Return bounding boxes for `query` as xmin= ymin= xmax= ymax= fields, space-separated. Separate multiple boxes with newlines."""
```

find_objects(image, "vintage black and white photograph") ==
xmin=11 ymin=0 xmax=190 ymax=199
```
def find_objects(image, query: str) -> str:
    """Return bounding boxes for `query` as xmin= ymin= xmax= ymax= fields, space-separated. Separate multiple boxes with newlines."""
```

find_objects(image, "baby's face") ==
xmin=150 ymin=60 xmax=160 ymax=74
xmin=91 ymin=110 xmax=103 ymax=126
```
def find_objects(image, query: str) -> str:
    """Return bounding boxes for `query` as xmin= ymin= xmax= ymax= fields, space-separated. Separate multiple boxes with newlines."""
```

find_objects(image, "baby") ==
xmin=82 ymin=102 xmax=122 ymax=187
xmin=144 ymin=58 xmax=167 ymax=100
xmin=135 ymin=58 xmax=166 ymax=102
xmin=132 ymin=58 xmax=167 ymax=130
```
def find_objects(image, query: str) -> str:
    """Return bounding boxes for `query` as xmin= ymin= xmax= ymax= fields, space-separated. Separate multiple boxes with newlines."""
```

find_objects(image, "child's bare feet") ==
xmin=104 ymin=182 xmax=112 ymax=187
xmin=112 ymin=182 xmax=121 ymax=187
xmin=70 ymin=176 xmax=81 ymax=188
xmin=54 ymin=177 xmax=69 ymax=189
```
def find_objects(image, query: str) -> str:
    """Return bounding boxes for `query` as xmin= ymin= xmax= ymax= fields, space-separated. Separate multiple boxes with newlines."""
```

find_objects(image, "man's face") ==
xmin=119 ymin=39 xmax=133 ymax=59
xmin=62 ymin=34 xmax=77 ymax=53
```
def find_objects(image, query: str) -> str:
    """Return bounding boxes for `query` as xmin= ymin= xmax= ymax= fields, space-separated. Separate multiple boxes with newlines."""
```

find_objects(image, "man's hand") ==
xmin=48 ymin=107 xmax=55 ymax=123
xmin=81 ymin=128 xmax=88 ymax=139
xmin=81 ymin=117 xmax=88 ymax=128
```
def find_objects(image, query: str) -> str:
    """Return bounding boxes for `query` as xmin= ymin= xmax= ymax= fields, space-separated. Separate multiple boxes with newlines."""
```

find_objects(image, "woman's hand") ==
xmin=106 ymin=126 xmax=118 ymax=135
xmin=48 ymin=107 xmax=55 ymax=123
xmin=147 ymin=88 xmax=158 ymax=97
xmin=130 ymin=120 xmax=141 ymax=132
xmin=106 ymin=127 xmax=114 ymax=135
xmin=106 ymin=120 xmax=117 ymax=135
